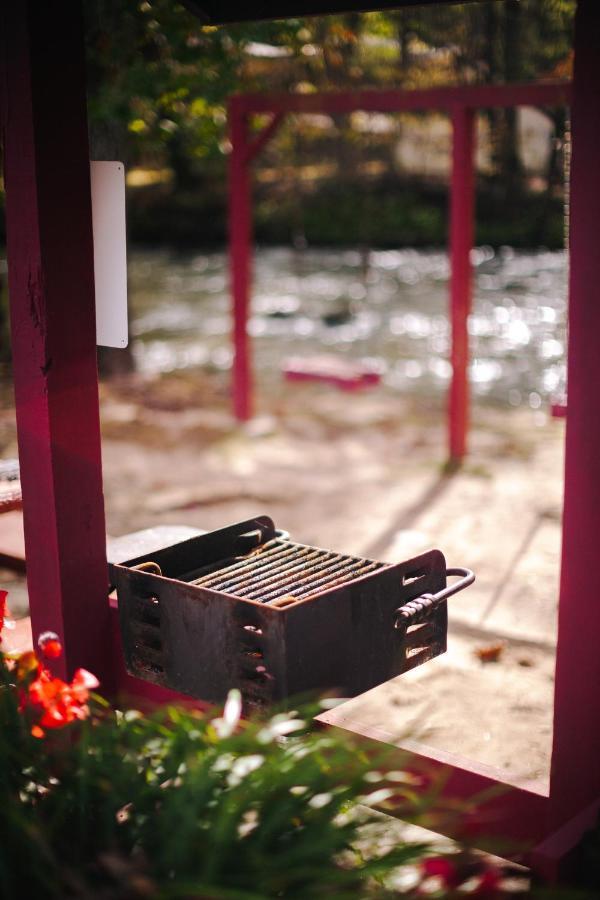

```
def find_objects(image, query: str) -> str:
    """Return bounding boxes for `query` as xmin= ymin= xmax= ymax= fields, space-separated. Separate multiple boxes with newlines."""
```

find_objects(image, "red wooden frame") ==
xmin=2 ymin=0 xmax=598 ymax=879
xmin=228 ymin=81 xmax=571 ymax=463
xmin=1 ymin=1 xmax=113 ymax=689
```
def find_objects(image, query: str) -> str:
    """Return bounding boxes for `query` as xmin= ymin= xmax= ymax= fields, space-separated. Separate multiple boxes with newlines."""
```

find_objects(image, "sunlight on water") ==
xmin=129 ymin=246 xmax=567 ymax=407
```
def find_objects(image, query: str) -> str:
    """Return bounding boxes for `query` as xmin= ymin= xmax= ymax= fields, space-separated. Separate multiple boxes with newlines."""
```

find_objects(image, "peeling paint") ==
xmin=27 ymin=264 xmax=46 ymax=336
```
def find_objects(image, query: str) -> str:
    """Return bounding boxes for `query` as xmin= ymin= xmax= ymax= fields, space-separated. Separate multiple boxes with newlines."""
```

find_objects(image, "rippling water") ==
xmin=130 ymin=246 xmax=567 ymax=408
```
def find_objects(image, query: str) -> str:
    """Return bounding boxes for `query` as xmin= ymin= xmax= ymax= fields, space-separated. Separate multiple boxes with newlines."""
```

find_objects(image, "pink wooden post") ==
xmin=229 ymin=103 xmax=253 ymax=422
xmin=1 ymin=2 xmax=112 ymax=685
xmin=448 ymin=106 xmax=476 ymax=464
xmin=548 ymin=0 xmax=600 ymax=830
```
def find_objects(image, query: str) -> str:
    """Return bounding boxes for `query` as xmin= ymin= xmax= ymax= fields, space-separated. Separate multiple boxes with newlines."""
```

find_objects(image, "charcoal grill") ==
xmin=111 ymin=516 xmax=474 ymax=706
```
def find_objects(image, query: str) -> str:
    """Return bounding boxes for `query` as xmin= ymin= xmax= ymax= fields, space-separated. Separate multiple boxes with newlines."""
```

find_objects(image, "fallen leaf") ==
xmin=474 ymin=641 xmax=506 ymax=663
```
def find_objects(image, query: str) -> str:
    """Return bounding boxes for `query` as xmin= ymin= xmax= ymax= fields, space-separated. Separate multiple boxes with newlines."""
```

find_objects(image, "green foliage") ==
xmin=127 ymin=174 xmax=564 ymax=250
xmin=85 ymin=0 xmax=245 ymax=176
xmin=85 ymin=2 xmax=575 ymax=171
xmin=83 ymin=2 xmax=575 ymax=250
xmin=1 ymin=651 xmax=441 ymax=899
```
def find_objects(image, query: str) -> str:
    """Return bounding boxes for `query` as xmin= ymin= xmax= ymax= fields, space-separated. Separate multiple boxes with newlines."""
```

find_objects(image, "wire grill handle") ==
xmin=393 ymin=566 xmax=475 ymax=630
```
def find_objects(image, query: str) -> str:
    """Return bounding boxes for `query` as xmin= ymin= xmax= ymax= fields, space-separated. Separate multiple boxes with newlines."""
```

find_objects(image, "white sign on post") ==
xmin=90 ymin=161 xmax=128 ymax=348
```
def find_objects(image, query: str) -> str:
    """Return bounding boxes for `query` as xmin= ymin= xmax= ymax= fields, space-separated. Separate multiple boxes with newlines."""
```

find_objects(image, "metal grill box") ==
xmin=111 ymin=516 xmax=472 ymax=706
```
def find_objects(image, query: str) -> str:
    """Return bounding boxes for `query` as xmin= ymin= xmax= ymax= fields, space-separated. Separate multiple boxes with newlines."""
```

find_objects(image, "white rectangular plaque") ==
xmin=90 ymin=161 xmax=128 ymax=348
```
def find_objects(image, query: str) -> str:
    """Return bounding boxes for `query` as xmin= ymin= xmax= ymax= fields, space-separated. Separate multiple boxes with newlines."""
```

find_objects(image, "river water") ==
xmin=129 ymin=245 xmax=567 ymax=408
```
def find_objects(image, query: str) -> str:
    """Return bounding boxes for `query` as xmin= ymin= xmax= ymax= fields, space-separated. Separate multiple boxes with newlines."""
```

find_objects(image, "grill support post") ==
xmin=0 ymin=1 xmax=112 ymax=685
xmin=549 ymin=0 xmax=600 ymax=833
xmin=449 ymin=106 xmax=475 ymax=464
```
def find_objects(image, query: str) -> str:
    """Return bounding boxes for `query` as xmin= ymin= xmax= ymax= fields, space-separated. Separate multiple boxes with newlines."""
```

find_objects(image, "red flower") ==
xmin=15 ymin=634 xmax=100 ymax=737
xmin=0 ymin=589 xmax=10 ymax=643
xmin=4 ymin=618 xmax=101 ymax=738
xmin=472 ymin=868 xmax=502 ymax=897
xmin=38 ymin=631 xmax=63 ymax=659
xmin=23 ymin=665 xmax=99 ymax=735
xmin=420 ymin=856 xmax=461 ymax=888
xmin=0 ymin=589 xmax=7 ymax=629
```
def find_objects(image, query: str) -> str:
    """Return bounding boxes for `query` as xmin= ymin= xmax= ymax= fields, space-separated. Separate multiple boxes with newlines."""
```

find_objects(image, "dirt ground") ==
xmin=0 ymin=368 xmax=565 ymax=791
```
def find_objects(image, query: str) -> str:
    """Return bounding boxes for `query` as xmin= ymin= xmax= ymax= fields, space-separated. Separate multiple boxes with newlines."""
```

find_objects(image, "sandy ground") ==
xmin=0 ymin=368 xmax=564 ymax=791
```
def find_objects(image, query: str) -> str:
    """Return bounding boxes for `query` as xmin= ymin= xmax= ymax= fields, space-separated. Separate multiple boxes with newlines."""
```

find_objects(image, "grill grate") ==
xmin=187 ymin=538 xmax=386 ymax=605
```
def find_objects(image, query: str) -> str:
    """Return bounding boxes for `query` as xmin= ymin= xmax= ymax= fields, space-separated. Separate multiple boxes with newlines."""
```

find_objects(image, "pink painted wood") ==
xmin=449 ymin=107 xmax=476 ymax=462
xmin=234 ymin=82 xmax=571 ymax=118
xmin=316 ymin=23 xmax=600 ymax=864
xmin=2 ymin=0 xmax=592 ymax=872
xmin=245 ymin=112 xmax=285 ymax=163
xmin=0 ymin=2 xmax=112 ymax=686
xmin=227 ymin=81 xmax=570 ymax=461
xmin=549 ymin=0 xmax=600 ymax=830
xmin=229 ymin=106 xmax=253 ymax=422
xmin=314 ymin=710 xmax=550 ymax=850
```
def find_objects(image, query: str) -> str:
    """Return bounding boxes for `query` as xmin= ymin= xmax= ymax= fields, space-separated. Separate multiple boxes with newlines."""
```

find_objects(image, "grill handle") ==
xmin=393 ymin=566 xmax=475 ymax=630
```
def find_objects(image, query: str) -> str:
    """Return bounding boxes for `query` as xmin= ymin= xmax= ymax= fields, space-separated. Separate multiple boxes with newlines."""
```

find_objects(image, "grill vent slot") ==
xmin=131 ymin=594 xmax=165 ymax=675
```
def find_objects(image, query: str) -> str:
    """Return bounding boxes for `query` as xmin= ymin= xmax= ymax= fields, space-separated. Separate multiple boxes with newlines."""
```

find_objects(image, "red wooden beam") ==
xmin=245 ymin=112 xmax=286 ymax=163
xmin=316 ymin=711 xmax=550 ymax=851
xmin=229 ymin=106 xmax=253 ymax=421
xmin=233 ymin=82 xmax=571 ymax=117
xmin=549 ymin=0 xmax=600 ymax=829
xmin=448 ymin=107 xmax=476 ymax=463
xmin=0 ymin=2 xmax=112 ymax=685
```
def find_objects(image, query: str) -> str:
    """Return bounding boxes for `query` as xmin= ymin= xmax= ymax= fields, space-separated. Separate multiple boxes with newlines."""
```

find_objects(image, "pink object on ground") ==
xmin=283 ymin=355 xmax=381 ymax=391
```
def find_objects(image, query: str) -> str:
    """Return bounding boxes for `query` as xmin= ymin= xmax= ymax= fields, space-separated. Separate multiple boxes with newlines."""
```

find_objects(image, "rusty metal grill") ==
xmin=186 ymin=539 xmax=386 ymax=606
xmin=112 ymin=515 xmax=474 ymax=706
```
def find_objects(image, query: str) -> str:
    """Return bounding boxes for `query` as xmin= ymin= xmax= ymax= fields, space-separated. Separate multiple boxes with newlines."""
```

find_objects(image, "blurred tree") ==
xmin=85 ymin=0 xmax=247 ymax=187
xmin=84 ymin=1 xmax=574 ymax=185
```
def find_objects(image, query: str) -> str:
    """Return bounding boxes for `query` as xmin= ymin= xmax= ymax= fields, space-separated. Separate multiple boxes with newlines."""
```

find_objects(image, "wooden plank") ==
xmin=317 ymin=706 xmax=550 ymax=850
xmin=107 ymin=525 xmax=206 ymax=568
xmin=233 ymin=82 xmax=571 ymax=117
xmin=531 ymin=798 xmax=600 ymax=883
xmin=0 ymin=2 xmax=111 ymax=684
xmin=549 ymin=0 xmax=600 ymax=827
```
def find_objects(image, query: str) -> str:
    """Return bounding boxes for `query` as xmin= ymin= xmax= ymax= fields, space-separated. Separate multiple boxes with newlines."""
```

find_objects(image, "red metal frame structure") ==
xmin=229 ymin=81 xmax=571 ymax=462
xmin=1 ymin=0 xmax=599 ymax=880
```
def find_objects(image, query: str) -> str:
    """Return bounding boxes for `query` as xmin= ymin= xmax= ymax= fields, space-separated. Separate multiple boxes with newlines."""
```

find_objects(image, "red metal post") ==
xmin=448 ymin=106 xmax=476 ymax=463
xmin=229 ymin=104 xmax=253 ymax=422
xmin=0 ymin=2 xmax=112 ymax=685
xmin=548 ymin=0 xmax=600 ymax=827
